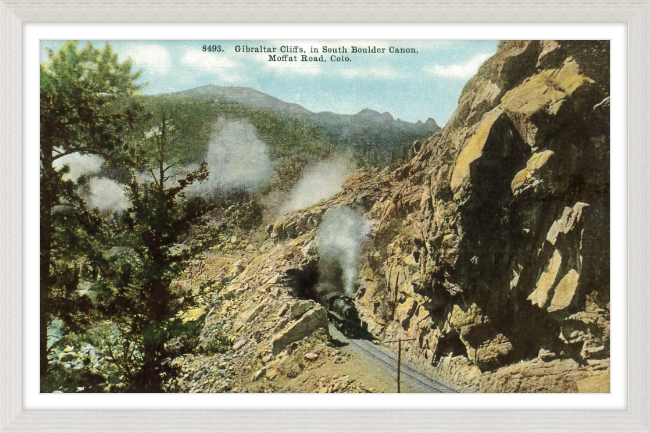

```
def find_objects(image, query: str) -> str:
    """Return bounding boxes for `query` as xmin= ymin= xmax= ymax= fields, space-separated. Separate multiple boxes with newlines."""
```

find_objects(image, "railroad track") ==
xmin=330 ymin=324 xmax=457 ymax=393
xmin=348 ymin=338 xmax=457 ymax=393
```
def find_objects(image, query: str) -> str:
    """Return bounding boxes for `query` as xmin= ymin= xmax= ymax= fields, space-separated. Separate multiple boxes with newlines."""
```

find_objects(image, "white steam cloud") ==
xmin=52 ymin=152 xmax=131 ymax=214
xmin=188 ymin=119 xmax=273 ymax=196
xmin=317 ymin=206 xmax=367 ymax=296
xmin=53 ymin=152 xmax=104 ymax=182
xmin=280 ymin=157 xmax=353 ymax=214
xmin=87 ymin=177 xmax=131 ymax=214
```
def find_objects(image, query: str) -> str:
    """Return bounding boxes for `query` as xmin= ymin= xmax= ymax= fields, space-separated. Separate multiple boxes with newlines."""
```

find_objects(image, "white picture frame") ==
xmin=1 ymin=1 xmax=648 ymax=432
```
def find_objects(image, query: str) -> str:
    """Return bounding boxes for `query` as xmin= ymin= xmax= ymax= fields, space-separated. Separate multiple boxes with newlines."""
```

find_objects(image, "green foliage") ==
xmin=136 ymin=95 xmax=332 ymax=164
xmin=94 ymin=114 xmax=211 ymax=392
xmin=40 ymin=40 xmax=144 ymax=379
xmin=41 ymin=41 xmax=144 ymax=163
xmin=133 ymin=95 xmax=335 ymax=192
xmin=41 ymin=361 xmax=108 ymax=394
xmin=133 ymin=92 xmax=434 ymax=194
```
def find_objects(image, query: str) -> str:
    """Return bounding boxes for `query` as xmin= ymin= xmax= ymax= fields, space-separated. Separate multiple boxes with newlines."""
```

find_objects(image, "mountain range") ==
xmin=172 ymin=85 xmax=440 ymax=163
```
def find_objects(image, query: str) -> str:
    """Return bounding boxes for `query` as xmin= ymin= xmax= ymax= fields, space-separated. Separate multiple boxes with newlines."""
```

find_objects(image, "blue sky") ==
xmin=41 ymin=40 xmax=498 ymax=124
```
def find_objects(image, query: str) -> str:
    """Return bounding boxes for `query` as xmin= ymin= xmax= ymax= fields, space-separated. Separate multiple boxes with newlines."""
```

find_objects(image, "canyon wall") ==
xmin=355 ymin=40 xmax=610 ymax=392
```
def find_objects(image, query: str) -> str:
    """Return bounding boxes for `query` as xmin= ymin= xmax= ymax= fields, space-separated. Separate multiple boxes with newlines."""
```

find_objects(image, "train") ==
xmin=320 ymin=292 xmax=365 ymax=337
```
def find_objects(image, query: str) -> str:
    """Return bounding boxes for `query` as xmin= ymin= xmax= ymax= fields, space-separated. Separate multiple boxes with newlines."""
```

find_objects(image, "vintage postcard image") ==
xmin=40 ymin=39 xmax=610 ymax=394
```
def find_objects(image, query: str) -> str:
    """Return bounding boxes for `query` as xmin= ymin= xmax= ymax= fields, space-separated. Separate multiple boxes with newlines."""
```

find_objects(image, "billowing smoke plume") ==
xmin=280 ymin=157 xmax=353 ymax=214
xmin=53 ymin=152 xmax=104 ymax=182
xmin=317 ymin=206 xmax=367 ymax=296
xmin=52 ymin=152 xmax=131 ymax=214
xmin=188 ymin=119 xmax=273 ymax=196
xmin=87 ymin=177 xmax=130 ymax=213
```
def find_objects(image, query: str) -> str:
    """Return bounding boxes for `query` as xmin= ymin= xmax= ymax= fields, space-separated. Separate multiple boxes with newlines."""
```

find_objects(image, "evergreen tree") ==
xmin=99 ymin=113 xmax=209 ymax=392
xmin=40 ymin=41 xmax=142 ymax=378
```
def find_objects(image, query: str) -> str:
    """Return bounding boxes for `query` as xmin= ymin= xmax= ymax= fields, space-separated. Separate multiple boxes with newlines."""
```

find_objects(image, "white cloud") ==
xmin=182 ymin=48 xmax=240 ymax=69
xmin=120 ymin=43 xmax=172 ymax=74
xmin=180 ymin=48 xmax=243 ymax=83
xmin=425 ymin=52 xmax=492 ymax=79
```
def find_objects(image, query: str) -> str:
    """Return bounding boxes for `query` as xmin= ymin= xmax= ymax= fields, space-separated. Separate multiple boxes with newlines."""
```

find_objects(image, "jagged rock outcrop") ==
xmin=272 ymin=306 xmax=328 ymax=355
xmin=355 ymin=40 xmax=610 ymax=391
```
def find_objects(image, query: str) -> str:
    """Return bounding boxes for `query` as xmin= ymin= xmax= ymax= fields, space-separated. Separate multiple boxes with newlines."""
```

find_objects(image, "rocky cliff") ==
xmin=177 ymin=40 xmax=610 ymax=393
xmin=356 ymin=40 xmax=610 ymax=392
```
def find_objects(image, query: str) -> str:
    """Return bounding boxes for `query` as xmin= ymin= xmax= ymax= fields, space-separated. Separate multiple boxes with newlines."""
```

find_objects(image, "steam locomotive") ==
xmin=320 ymin=292 xmax=363 ymax=337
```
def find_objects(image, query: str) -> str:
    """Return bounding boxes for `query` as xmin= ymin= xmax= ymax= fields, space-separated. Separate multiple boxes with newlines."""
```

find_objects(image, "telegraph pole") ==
xmin=397 ymin=339 xmax=401 ymax=393
xmin=384 ymin=338 xmax=416 ymax=393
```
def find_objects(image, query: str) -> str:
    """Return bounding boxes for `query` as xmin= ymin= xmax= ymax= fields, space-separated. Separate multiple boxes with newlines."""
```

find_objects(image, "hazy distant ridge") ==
xmin=173 ymin=85 xmax=440 ymax=163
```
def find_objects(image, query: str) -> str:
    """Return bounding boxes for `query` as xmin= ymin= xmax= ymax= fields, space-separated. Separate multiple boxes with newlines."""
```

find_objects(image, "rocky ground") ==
xmin=167 ymin=40 xmax=610 ymax=394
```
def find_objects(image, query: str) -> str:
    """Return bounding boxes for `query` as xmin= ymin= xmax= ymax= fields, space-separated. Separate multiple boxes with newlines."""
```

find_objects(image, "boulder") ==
xmin=291 ymin=300 xmax=315 ymax=320
xmin=232 ymin=340 xmax=247 ymax=351
xmin=470 ymin=334 xmax=514 ymax=369
xmin=233 ymin=303 xmax=265 ymax=331
xmin=450 ymin=109 xmax=504 ymax=192
xmin=394 ymin=298 xmax=418 ymax=329
xmin=501 ymin=58 xmax=594 ymax=119
xmin=58 ymin=352 xmax=76 ymax=362
xmin=180 ymin=307 xmax=206 ymax=323
xmin=538 ymin=348 xmax=556 ymax=361
xmin=448 ymin=303 xmax=487 ymax=337
xmin=511 ymin=150 xmax=555 ymax=193
xmin=278 ymin=303 xmax=289 ymax=317
xmin=271 ymin=307 xmax=329 ymax=355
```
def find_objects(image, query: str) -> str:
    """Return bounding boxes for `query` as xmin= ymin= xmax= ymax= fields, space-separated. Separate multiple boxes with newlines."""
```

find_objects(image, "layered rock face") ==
xmin=356 ymin=40 xmax=610 ymax=391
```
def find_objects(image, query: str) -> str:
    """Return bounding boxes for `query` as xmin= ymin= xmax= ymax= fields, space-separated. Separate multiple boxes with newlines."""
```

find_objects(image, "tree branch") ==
xmin=105 ymin=340 xmax=131 ymax=380
xmin=149 ymin=168 xmax=160 ymax=190
xmin=52 ymin=147 xmax=109 ymax=161
xmin=59 ymin=112 xmax=128 ymax=127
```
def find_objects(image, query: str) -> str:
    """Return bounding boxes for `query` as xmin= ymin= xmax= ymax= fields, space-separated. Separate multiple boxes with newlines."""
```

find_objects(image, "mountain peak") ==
xmin=424 ymin=118 xmax=439 ymax=128
xmin=175 ymin=85 xmax=313 ymax=117
xmin=354 ymin=108 xmax=394 ymax=123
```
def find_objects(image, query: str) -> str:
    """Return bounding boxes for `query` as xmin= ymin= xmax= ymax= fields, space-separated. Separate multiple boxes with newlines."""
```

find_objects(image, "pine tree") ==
xmin=40 ymin=41 xmax=142 ymax=379
xmin=98 ymin=113 xmax=209 ymax=392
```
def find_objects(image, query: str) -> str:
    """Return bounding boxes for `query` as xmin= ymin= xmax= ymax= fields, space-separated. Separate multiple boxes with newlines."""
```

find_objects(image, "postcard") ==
xmin=39 ymin=39 xmax=610 ymax=394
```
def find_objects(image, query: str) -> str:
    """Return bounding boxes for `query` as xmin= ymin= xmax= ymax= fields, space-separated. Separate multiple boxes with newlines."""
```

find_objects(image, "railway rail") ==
xmin=330 ymin=324 xmax=458 ymax=393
